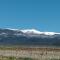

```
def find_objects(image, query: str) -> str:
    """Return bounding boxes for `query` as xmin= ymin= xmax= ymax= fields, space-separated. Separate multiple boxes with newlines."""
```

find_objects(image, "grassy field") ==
xmin=0 ymin=46 xmax=60 ymax=60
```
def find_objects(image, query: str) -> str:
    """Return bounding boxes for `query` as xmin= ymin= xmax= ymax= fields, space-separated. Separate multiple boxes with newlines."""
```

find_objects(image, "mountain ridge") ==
xmin=0 ymin=28 xmax=60 ymax=46
xmin=4 ymin=28 xmax=60 ymax=35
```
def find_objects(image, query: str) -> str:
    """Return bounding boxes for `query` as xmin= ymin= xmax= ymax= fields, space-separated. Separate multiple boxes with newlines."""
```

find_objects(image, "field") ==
xmin=0 ymin=46 xmax=60 ymax=60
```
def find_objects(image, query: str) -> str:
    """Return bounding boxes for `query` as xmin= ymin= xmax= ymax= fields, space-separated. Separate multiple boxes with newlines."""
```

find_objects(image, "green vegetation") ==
xmin=18 ymin=57 xmax=36 ymax=60
xmin=0 ymin=56 xmax=60 ymax=60
xmin=0 ymin=56 xmax=36 ymax=60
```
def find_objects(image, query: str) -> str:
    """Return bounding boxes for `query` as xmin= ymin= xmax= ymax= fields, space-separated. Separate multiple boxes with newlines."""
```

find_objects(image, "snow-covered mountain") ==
xmin=0 ymin=28 xmax=60 ymax=46
xmin=6 ymin=28 xmax=60 ymax=35
xmin=20 ymin=29 xmax=60 ymax=35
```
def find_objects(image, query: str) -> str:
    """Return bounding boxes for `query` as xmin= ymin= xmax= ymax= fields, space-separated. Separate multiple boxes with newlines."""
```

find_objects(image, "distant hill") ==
xmin=0 ymin=28 xmax=60 ymax=46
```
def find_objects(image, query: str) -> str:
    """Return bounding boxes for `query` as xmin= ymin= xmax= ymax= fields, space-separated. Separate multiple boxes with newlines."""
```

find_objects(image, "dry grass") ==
xmin=0 ymin=47 xmax=60 ymax=60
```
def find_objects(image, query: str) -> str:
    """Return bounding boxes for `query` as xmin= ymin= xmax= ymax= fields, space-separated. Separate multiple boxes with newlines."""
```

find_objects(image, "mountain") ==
xmin=0 ymin=28 xmax=60 ymax=46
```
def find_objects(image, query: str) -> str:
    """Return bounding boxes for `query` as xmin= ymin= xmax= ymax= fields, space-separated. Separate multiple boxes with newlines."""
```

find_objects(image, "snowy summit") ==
xmin=2 ymin=28 xmax=60 ymax=36
xmin=20 ymin=29 xmax=60 ymax=35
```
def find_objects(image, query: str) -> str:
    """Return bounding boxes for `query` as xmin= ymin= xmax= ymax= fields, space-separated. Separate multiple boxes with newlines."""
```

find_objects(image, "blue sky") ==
xmin=0 ymin=0 xmax=60 ymax=32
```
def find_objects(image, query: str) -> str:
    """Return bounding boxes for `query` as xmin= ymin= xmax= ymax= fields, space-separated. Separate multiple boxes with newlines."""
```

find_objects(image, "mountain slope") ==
xmin=0 ymin=28 xmax=60 ymax=46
